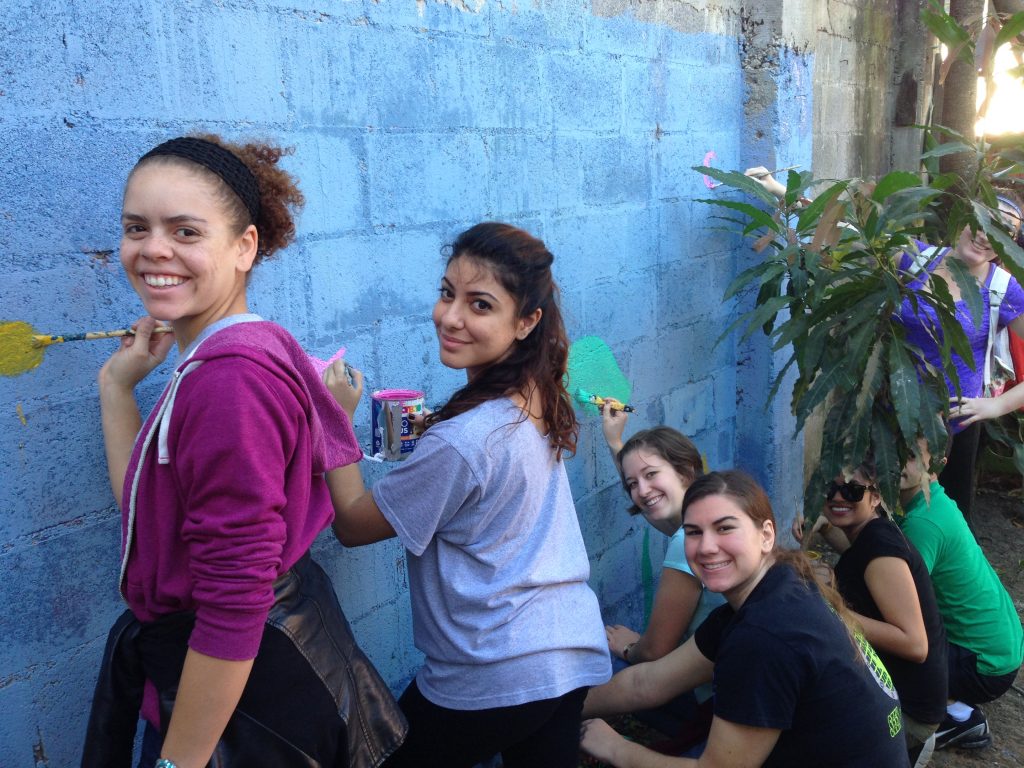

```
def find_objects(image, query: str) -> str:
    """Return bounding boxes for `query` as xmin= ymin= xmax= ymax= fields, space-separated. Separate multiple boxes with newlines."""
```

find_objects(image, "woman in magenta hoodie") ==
xmin=81 ymin=135 xmax=404 ymax=768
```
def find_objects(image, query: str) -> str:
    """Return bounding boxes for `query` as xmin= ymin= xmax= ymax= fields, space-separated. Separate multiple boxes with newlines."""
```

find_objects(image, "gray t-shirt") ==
xmin=373 ymin=398 xmax=611 ymax=709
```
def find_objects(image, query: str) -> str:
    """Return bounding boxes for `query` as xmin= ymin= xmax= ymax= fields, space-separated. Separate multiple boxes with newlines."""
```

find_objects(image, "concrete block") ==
xmin=543 ymin=51 xmax=622 ymax=133
xmin=485 ymin=134 xmax=559 ymax=216
xmin=660 ymin=29 xmax=739 ymax=67
xmin=305 ymin=230 xmax=444 ymax=337
xmin=0 ymin=517 xmax=123 ymax=677
xmin=0 ymin=2 xmax=75 ymax=117
xmin=582 ymin=270 xmax=658 ymax=339
xmin=0 ymin=393 xmax=114 ymax=544
xmin=261 ymin=0 xmax=367 ymax=22
xmin=585 ymin=8 xmax=662 ymax=59
xmin=367 ymin=0 xmax=492 ymax=37
xmin=248 ymin=250 xmax=315 ymax=334
xmin=544 ymin=207 xmax=658 ymax=287
xmin=367 ymin=133 xmax=489 ymax=226
xmin=290 ymin=132 xmax=365 ymax=236
xmin=282 ymin=21 xmax=373 ymax=127
xmin=628 ymin=322 xmax=731 ymax=403
xmin=0 ymin=125 xmax=135 ymax=258
xmin=575 ymin=479 xmax=631 ymax=553
xmin=0 ymin=634 xmax=108 ymax=768
xmin=581 ymin=135 xmax=653 ymax=207
xmin=489 ymin=1 xmax=584 ymax=50
xmin=663 ymin=378 xmax=714 ymax=435
xmin=174 ymin=7 xmax=291 ymax=123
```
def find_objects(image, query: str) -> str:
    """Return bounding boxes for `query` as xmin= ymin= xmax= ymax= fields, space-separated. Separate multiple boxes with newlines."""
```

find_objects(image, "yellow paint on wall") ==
xmin=0 ymin=321 xmax=44 ymax=377
xmin=16 ymin=403 xmax=28 ymax=426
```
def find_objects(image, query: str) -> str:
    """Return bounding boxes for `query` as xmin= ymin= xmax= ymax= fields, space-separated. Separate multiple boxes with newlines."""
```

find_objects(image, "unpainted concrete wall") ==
xmin=0 ymin=1 xmax=836 ymax=764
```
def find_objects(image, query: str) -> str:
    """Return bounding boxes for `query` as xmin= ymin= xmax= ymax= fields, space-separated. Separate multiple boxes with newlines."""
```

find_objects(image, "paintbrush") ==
xmin=708 ymin=164 xmax=801 ymax=189
xmin=31 ymin=326 xmax=175 ymax=348
xmin=575 ymin=388 xmax=635 ymax=413
xmin=0 ymin=320 xmax=173 ymax=378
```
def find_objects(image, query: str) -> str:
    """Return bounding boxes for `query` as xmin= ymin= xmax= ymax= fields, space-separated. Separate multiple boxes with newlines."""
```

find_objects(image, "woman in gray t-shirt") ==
xmin=324 ymin=222 xmax=611 ymax=767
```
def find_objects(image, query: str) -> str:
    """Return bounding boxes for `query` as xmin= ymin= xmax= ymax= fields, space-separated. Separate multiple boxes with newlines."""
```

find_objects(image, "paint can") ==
xmin=371 ymin=389 xmax=425 ymax=460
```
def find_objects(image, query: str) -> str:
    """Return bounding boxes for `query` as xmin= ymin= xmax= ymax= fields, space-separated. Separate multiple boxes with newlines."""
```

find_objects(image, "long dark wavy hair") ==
xmin=424 ymin=222 xmax=578 ymax=459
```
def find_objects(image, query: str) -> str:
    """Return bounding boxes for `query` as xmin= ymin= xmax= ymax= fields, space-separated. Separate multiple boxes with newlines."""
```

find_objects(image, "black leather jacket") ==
xmin=81 ymin=554 xmax=406 ymax=768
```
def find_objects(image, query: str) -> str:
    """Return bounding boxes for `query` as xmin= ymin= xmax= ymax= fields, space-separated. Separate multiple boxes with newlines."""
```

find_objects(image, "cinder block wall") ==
xmin=0 ymin=1 xmax=821 ymax=763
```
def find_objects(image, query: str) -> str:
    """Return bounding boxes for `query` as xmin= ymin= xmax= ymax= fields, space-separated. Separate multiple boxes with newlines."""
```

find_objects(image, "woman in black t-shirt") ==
xmin=824 ymin=461 xmax=948 ymax=766
xmin=580 ymin=470 xmax=910 ymax=768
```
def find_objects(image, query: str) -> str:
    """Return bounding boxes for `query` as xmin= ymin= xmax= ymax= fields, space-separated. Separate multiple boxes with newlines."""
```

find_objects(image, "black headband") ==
xmin=139 ymin=137 xmax=261 ymax=223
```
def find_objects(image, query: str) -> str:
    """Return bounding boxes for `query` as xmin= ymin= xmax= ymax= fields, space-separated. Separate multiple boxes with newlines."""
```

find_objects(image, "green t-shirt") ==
xmin=899 ymin=482 xmax=1023 ymax=676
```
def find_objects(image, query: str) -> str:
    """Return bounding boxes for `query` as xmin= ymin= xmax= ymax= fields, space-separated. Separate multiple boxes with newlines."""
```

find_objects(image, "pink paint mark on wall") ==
xmin=702 ymin=151 xmax=719 ymax=190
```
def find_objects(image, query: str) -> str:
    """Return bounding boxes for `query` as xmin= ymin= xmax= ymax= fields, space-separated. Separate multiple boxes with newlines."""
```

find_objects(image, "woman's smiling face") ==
xmin=620 ymin=448 xmax=689 ymax=534
xmin=683 ymin=493 xmax=774 ymax=607
xmin=431 ymin=255 xmax=540 ymax=380
xmin=822 ymin=468 xmax=880 ymax=540
xmin=120 ymin=161 xmax=256 ymax=349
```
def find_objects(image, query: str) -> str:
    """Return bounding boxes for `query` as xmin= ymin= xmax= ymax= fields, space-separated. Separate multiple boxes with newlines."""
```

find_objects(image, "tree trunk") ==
xmin=992 ymin=0 xmax=1024 ymax=15
xmin=939 ymin=0 xmax=987 ymax=182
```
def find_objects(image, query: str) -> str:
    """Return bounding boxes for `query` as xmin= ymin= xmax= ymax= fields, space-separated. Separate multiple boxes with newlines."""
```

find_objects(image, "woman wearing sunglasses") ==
xmin=822 ymin=465 xmax=948 ymax=767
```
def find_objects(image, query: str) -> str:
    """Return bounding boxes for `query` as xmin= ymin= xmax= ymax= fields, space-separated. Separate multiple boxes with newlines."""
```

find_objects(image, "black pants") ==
xmin=948 ymin=640 xmax=1020 ymax=705
xmin=382 ymin=680 xmax=588 ymax=768
xmin=938 ymin=422 xmax=981 ymax=535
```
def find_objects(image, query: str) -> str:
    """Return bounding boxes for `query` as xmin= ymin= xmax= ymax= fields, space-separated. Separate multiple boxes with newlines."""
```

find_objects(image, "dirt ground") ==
xmin=579 ymin=475 xmax=1024 ymax=767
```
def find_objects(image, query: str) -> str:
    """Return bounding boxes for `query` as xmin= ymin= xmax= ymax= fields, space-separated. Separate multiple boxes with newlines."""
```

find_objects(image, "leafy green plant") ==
xmin=921 ymin=0 xmax=1024 ymax=124
xmin=696 ymin=155 xmax=1024 ymax=516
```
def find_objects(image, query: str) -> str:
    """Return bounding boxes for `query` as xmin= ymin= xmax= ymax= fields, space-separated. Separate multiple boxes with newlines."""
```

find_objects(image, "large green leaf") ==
xmin=772 ymin=311 xmax=810 ymax=350
xmin=723 ymin=260 xmax=787 ymax=301
xmin=917 ymin=386 xmax=948 ymax=474
xmin=740 ymin=295 xmax=792 ymax=342
xmin=798 ymin=356 xmax=855 ymax=429
xmin=915 ymin=264 xmax=969 ymax=368
xmin=920 ymin=2 xmax=973 ymax=63
xmin=693 ymin=166 xmax=777 ymax=204
xmin=794 ymin=181 xmax=846 ymax=231
xmin=871 ymin=171 xmax=924 ymax=203
xmin=920 ymin=141 xmax=978 ymax=160
xmin=871 ymin=414 xmax=902 ymax=513
xmin=696 ymin=198 xmax=781 ymax=235
xmin=888 ymin=341 xmax=922 ymax=445
xmin=995 ymin=12 xmax=1024 ymax=48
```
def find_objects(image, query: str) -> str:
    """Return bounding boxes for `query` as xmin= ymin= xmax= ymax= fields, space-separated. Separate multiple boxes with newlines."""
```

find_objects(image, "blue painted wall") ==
xmin=0 ymin=2 xmax=810 ymax=763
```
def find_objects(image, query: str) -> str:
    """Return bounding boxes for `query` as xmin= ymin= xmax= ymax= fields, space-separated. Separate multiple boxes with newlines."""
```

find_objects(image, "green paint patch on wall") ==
xmin=567 ymin=336 xmax=632 ymax=414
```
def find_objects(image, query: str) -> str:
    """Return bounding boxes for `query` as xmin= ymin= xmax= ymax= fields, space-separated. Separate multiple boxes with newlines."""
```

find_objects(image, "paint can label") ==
xmin=371 ymin=389 xmax=425 ymax=460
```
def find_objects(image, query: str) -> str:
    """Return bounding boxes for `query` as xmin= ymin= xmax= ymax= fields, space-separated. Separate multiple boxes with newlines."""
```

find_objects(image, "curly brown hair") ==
xmin=131 ymin=134 xmax=304 ymax=262
xmin=424 ymin=222 xmax=578 ymax=459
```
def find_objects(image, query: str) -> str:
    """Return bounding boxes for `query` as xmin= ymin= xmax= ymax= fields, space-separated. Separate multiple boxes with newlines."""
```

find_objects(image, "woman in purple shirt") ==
xmin=82 ymin=136 xmax=404 ymax=768
xmin=750 ymin=167 xmax=1024 ymax=533
xmin=895 ymin=190 xmax=1024 ymax=531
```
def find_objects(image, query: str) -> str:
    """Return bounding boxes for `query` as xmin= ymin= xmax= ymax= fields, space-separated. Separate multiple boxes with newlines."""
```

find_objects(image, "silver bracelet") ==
xmin=155 ymin=760 xmax=178 ymax=768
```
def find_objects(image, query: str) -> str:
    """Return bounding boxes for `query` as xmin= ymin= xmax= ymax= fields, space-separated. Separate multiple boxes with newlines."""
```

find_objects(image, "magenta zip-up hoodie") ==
xmin=120 ymin=319 xmax=361 ymax=661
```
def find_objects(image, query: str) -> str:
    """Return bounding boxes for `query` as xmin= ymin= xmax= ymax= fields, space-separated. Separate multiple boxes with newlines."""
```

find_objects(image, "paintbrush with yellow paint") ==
xmin=0 ymin=320 xmax=173 ymax=377
xmin=575 ymin=388 xmax=635 ymax=413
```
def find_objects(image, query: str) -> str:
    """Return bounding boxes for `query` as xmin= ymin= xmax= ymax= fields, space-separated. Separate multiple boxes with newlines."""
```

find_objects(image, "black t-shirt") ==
xmin=695 ymin=564 xmax=910 ymax=768
xmin=835 ymin=516 xmax=948 ymax=724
